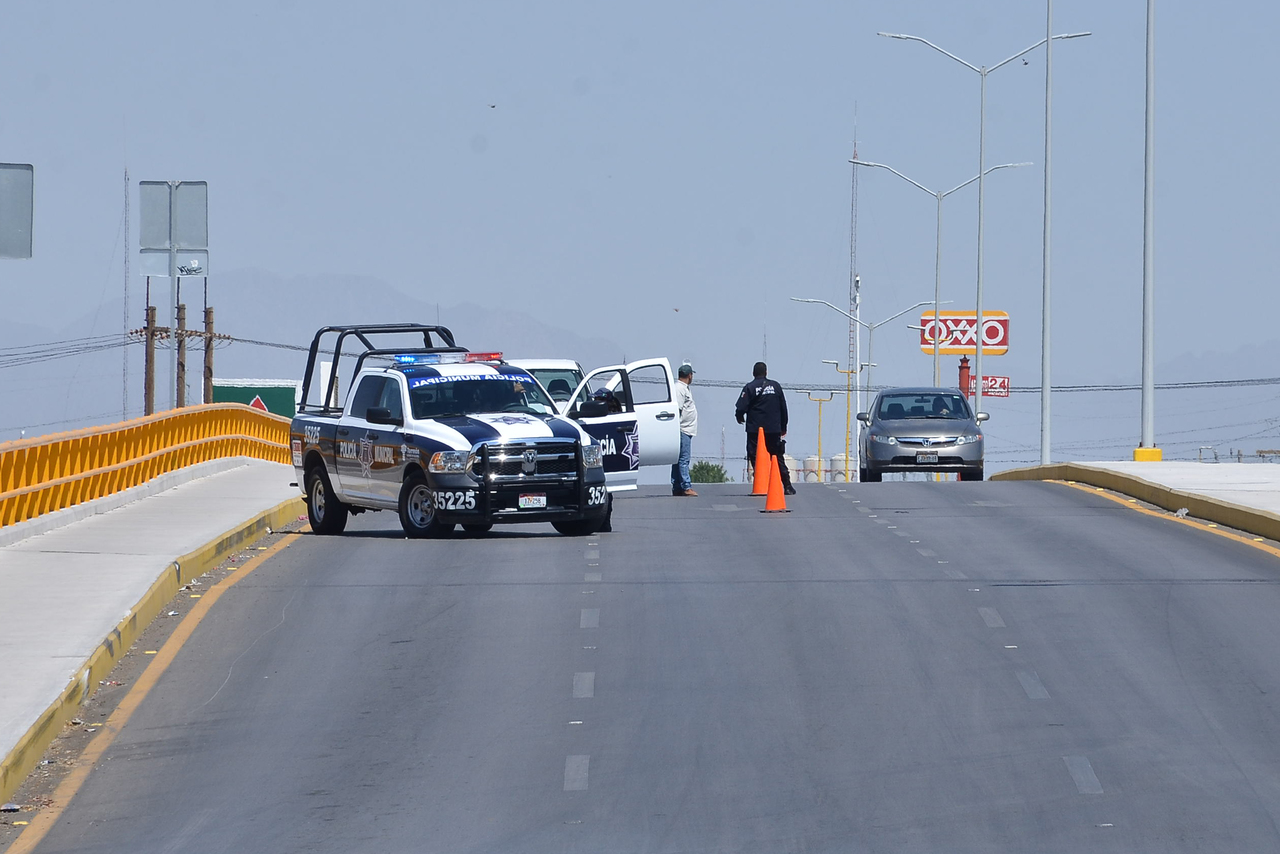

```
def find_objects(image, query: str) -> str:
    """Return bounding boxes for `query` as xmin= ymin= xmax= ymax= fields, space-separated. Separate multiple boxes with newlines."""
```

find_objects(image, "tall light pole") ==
xmin=878 ymin=28 xmax=1090 ymax=423
xmin=1138 ymin=0 xmax=1159 ymax=460
xmin=850 ymin=159 xmax=1031 ymax=385
xmin=1042 ymin=1 xmax=1054 ymax=465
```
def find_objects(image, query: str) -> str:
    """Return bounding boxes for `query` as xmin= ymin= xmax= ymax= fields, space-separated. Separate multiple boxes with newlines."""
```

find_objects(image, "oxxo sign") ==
xmin=919 ymin=311 xmax=1010 ymax=356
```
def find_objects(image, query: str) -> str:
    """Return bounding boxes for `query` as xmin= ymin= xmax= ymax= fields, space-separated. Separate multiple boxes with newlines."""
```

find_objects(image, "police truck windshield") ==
xmin=407 ymin=374 xmax=556 ymax=419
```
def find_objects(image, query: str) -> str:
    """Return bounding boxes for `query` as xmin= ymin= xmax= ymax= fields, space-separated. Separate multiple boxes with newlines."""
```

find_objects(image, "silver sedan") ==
xmin=856 ymin=387 xmax=988 ymax=482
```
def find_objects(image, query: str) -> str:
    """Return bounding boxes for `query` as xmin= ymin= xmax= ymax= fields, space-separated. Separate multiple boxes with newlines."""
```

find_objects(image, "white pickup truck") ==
xmin=290 ymin=325 xmax=680 ymax=538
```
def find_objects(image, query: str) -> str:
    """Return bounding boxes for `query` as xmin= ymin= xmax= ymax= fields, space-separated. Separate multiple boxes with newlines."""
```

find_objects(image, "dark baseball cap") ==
xmin=678 ymin=363 xmax=695 ymax=377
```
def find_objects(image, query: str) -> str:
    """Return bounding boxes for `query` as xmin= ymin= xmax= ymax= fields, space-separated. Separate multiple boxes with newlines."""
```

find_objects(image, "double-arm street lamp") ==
xmin=797 ymin=389 xmax=846 ymax=482
xmin=850 ymin=159 xmax=1031 ymax=386
xmin=878 ymin=28 xmax=1090 ymax=420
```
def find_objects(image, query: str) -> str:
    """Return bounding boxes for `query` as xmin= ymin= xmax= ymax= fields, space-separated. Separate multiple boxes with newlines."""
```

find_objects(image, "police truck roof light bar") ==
xmin=464 ymin=352 xmax=503 ymax=363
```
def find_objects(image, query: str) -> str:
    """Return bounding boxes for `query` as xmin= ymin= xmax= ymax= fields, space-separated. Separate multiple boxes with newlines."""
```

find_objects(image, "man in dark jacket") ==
xmin=735 ymin=361 xmax=795 ymax=494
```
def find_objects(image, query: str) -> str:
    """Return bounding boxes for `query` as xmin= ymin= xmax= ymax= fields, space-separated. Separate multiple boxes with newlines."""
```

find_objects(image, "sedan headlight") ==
xmin=582 ymin=442 xmax=603 ymax=468
xmin=870 ymin=434 xmax=897 ymax=445
xmin=955 ymin=433 xmax=983 ymax=446
xmin=429 ymin=450 xmax=467 ymax=473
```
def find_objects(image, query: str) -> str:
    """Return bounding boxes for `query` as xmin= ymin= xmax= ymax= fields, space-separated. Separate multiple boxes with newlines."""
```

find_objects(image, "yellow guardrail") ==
xmin=0 ymin=404 xmax=291 ymax=527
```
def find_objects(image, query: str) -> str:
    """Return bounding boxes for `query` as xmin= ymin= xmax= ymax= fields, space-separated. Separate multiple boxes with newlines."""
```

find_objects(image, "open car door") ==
xmin=567 ymin=357 xmax=681 ymax=490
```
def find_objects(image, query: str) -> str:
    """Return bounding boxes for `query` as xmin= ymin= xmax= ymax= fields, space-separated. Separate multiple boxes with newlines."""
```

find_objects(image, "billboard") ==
xmin=919 ymin=310 xmax=1010 ymax=356
xmin=212 ymin=379 xmax=301 ymax=417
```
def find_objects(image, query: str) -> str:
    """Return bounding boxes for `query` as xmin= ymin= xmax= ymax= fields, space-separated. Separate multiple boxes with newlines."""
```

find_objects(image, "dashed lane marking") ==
xmin=978 ymin=607 xmax=1006 ymax=628
xmin=564 ymin=755 xmax=590 ymax=791
xmin=1017 ymin=670 xmax=1050 ymax=700
xmin=1064 ymin=756 xmax=1104 ymax=794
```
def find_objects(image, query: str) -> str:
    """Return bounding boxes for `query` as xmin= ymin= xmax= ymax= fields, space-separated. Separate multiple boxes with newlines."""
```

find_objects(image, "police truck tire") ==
xmin=553 ymin=517 xmax=605 ymax=537
xmin=306 ymin=468 xmax=348 ymax=535
xmin=398 ymin=473 xmax=453 ymax=538
xmin=462 ymin=523 xmax=493 ymax=535
xmin=599 ymin=494 xmax=614 ymax=533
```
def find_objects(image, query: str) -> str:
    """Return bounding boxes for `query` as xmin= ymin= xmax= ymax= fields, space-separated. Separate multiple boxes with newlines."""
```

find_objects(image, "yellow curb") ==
xmin=992 ymin=463 xmax=1280 ymax=543
xmin=0 ymin=495 xmax=304 ymax=804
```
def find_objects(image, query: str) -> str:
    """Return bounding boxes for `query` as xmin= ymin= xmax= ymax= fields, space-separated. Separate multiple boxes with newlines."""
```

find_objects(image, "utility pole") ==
xmin=204 ymin=306 xmax=215 ymax=404
xmin=143 ymin=305 xmax=156 ymax=416
xmin=122 ymin=167 xmax=130 ymax=420
xmin=176 ymin=303 xmax=187 ymax=408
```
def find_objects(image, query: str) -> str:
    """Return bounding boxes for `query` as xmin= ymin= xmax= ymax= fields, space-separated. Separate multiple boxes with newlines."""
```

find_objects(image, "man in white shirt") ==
xmin=671 ymin=363 xmax=698 ymax=496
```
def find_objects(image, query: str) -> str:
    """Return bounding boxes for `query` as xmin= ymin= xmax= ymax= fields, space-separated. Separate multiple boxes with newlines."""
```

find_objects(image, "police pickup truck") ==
xmin=290 ymin=325 xmax=678 ymax=537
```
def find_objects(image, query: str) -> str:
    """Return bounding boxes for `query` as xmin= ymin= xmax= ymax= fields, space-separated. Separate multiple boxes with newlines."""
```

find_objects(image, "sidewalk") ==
xmin=0 ymin=458 xmax=301 ymax=800
xmin=993 ymin=460 xmax=1280 ymax=541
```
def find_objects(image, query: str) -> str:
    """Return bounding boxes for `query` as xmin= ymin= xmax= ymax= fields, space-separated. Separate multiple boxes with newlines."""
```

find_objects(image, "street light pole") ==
xmin=1139 ymin=0 xmax=1158 ymax=458
xmin=879 ymin=28 xmax=1089 ymax=423
xmin=1042 ymin=0 xmax=1054 ymax=465
xmin=850 ymin=159 xmax=1031 ymax=385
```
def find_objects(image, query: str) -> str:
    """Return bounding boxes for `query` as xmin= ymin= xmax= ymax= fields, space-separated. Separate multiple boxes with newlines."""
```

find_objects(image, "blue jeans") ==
xmin=671 ymin=432 xmax=693 ymax=492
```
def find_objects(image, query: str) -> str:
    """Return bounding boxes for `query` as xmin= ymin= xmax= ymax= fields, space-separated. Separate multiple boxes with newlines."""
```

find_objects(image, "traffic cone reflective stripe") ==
xmin=751 ymin=426 xmax=770 ymax=495
xmin=761 ymin=454 xmax=790 ymax=513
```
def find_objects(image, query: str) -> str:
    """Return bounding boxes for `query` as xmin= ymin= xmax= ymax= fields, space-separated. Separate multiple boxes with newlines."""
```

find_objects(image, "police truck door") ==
xmin=568 ymin=357 xmax=680 ymax=490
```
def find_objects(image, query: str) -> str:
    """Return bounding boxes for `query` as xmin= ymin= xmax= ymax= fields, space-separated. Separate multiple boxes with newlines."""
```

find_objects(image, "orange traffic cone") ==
xmin=750 ymin=427 xmax=770 ymax=495
xmin=761 ymin=455 xmax=790 ymax=513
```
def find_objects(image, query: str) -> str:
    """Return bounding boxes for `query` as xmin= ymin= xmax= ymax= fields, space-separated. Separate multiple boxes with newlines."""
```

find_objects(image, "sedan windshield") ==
xmin=408 ymin=373 xmax=556 ymax=418
xmin=877 ymin=392 xmax=971 ymax=420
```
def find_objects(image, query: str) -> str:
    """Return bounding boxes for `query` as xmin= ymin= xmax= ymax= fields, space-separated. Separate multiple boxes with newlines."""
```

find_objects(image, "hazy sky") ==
xmin=3 ymin=1 xmax=1278 ymax=466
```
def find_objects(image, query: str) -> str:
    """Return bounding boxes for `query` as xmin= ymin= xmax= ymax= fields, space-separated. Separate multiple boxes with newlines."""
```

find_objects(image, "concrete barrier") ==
xmin=992 ymin=463 xmax=1280 ymax=542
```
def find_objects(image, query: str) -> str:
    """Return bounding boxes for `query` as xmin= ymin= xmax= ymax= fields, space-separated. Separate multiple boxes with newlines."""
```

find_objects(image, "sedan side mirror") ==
xmin=573 ymin=399 xmax=610 ymax=419
xmin=856 ymin=412 xmax=870 ymax=424
xmin=366 ymin=406 xmax=403 ymax=426
xmin=975 ymin=412 xmax=990 ymax=423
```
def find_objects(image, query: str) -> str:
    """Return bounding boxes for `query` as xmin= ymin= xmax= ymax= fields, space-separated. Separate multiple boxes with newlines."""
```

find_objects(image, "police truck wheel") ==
xmin=553 ymin=517 xmax=605 ymax=537
xmin=306 ymin=469 xmax=348 ymax=535
xmin=398 ymin=473 xmax=453 ymax=538
xmin=599 ymin=494 xmax=614 ymax=533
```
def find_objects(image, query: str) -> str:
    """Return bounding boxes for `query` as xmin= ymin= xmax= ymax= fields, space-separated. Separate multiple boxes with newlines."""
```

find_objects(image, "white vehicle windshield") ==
xmin=407 ymin=373 xmax=556 ymax=418
xmin=526 ymin=368 xmax=585 ymax=402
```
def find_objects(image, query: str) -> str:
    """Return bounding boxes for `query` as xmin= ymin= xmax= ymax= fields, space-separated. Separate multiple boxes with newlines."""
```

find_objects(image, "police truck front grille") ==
xmin=478 ymin=441 xmax=578 ymax=480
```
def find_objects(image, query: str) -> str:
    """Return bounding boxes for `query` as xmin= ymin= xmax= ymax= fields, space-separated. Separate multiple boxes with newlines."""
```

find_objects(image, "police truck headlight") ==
xmin=870 ymin=434 xmax=897 ymax=446
xmin=582 ymin=442 xmax=603 ymax=469
xmin=429 ymin=451 xmax=467 ymax=473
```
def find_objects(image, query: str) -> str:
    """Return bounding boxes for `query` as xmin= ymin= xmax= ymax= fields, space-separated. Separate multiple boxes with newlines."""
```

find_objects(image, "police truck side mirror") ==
xmin=574 ymin=399 xmax=610 ymax=419
xmin=366 ymin=407 xmax=403 ymax=426
xmin=856 ymin=412 xmax=871 ymax=424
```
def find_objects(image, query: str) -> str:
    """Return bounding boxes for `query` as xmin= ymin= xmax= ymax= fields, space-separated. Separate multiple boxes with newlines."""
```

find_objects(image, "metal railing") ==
xmin=0 ymin=404 xmax=291 ymax=527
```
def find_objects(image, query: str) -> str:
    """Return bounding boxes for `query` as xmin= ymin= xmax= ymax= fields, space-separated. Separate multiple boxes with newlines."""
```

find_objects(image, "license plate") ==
xmin=518 ymin=493 xmax=547 ymax=509
xmin=916 ymin=452 xmax=939 ymax=464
